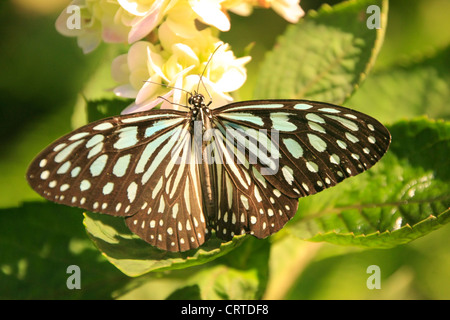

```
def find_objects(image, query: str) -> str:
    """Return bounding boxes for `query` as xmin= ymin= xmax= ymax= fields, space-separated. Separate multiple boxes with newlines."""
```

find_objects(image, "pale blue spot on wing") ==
xmin=53 ymin=143 xmax=67 ymax=152
xmin=144 ymin=118 xmax=184 ymax=138
xmin=127 ymin=182 xmax=138 ymax=203
xmin=71 ymin=167 xmax=81 ymax=178
xmin=80 ymin=180 xmax=91 ymax=191
xmin=90 ymin=154 xmax=108 ymax=177
xmin=283 ymin=138 xmax=303 ymax=159
xmin=225 ymin=104 xmax=284 ymax=112
xmin=325 ymin=114 xmax=359 ymax=131
xmin=330 ymin=154 xmax=340 ymax=164
xmin=294 ymin=103 xmax=312 ymax=110
xmin=308 ymin=121 xmax=326 ymax=134
xmin=57 ymin=161 xmax=71 ymax=174
xmin=307 ymin=134 xmax=327 ymax=152
xmin=113 ymin=154 xmax=131 ymax=177
xmin=136 ymin=128 xmax=180 ymax=174
xmin=86 ymin=134 xmax=104 ymax=148
xmin=306 ymin=161 xmax=319 ymax=172
xmin=69 ymin=132 xmax=89 ymax=141
xmin=93 ymin=122 xmax=114 ymax=131
xmin=103 ymin=182 xmax=114 ymax=195
xmin=122 ymin=114 xmax=179 ymax=124
xmin=271 ymin=113 xmax=297 ymax=131
xmin=220 ymin=112 xmax=264 ymax=126
xmin=305 ymin=113 xmax=325 ymax=123
xmin=345 ymin=132 xmax=359 ymax=143
xmin=114 ymin=126 xmax=139 ymax=149
xmin=55 ymin=140 xmax=84 ymax=163
xmin=318 ymin=107 xmax=340 ymax=113
xmin=337 ymin=140 xmax=347 ymax=149
xmin=281 ymin=166 xmax=294 ymax=185
xmin=87 ymin=143 xmax=103 ymax=159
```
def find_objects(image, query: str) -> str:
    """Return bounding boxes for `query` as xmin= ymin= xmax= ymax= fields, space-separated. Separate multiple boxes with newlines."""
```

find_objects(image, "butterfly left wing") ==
xmin=27 ymin=110 xmax=208 ymax=252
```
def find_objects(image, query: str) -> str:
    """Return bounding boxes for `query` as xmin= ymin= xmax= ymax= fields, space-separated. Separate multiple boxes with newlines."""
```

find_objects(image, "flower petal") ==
xmin=135 ymin=74 xmax=161 ymax=104
xmin=121 ymin=90 xmax=174 ymax=114
xmin=271 ymin=0 xmax=305 ymax=23
xmin=111 ymin=54 xmax=129 ymax=83
xmin=189 ymin=0 xmax=230 ymax=31
xmin=118 ymin=0 xmax=152 ymax=16
xmin=77 ymin=29 xmax=102 ymax=54
xmin=113 ymin=84 xmax=139 ymax=98
xmin=127 ymin=0 xmax=165 ymax=43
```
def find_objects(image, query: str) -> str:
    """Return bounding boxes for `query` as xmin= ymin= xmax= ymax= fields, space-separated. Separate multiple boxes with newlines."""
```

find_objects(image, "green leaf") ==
xmin=189 ymin=265 xmax=261 ymax=300
xmin=83 ymin=211 xmax=247 ymax=277
xmin=288 ymin=118 xmax=450 ymax=248
xmin=0 ymin=202 xmax=129 ymax=299
xmin=168 ymin=237 xmax=270 ymax=300
xmin=86 ymin=98 xmax=132 ymax=123
xmin=254 ymin=0 xmax=388 ymax=104
xmin=346 ymin=45 xmax=450 ymax=123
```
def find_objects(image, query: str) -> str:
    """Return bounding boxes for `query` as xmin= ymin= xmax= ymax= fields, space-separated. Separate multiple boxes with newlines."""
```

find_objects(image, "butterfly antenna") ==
xmin=196 ymin=44 xmax=223 ymax=100
xmin=157 ymin=95 xmax=189 ymax=109
xmin=144 ymin=80 xmax=192 ymax=97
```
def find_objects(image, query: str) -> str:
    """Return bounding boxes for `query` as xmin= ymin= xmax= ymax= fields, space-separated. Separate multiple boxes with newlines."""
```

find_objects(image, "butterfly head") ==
xmin=188 ymin=93 xmax=206 ymax=109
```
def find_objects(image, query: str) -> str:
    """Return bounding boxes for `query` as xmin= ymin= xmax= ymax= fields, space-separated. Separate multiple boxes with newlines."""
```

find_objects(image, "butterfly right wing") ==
xmin=209 ymin=99 xmax=391 ymax=240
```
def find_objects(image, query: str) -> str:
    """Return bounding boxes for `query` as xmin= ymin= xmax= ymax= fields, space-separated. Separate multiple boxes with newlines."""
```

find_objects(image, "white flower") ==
xmin=270 ymin=0 xmax=304 ymax=23
xmin=56 ymin=0 xmax=177 ymax=53
xmin=112 ymin=38 xmax=250 ymax=114
xmin=224 ymin=0 xmax=304 ymax=23
xmin=56 ymin=0 xmax=131 ymax=53
xmin=117 ymin=0 xmax=178 ymax=43
xmin=203 ymin=43 xmax=251 ymax=93
xmin=188 ymin=0 xmax=231 ymax=31
xmin=57 ymin=0 xmax=304 ymax=55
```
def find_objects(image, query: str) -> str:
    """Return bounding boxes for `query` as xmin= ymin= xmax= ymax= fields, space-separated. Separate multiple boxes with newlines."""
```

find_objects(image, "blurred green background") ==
xmin=0 ymin=0 xmax=449 ymax=299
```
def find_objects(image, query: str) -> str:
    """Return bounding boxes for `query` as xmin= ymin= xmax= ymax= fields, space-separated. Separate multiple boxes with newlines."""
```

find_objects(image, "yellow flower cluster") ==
xmin=56 ymin=0 xmax=303 ymax=112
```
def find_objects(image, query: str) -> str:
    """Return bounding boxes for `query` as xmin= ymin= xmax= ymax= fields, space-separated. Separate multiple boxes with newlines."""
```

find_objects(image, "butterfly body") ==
xmin=189 ymin=93 xmax=220 ymax=231
xmin=27 ymin=98 xmax=391 ymax=252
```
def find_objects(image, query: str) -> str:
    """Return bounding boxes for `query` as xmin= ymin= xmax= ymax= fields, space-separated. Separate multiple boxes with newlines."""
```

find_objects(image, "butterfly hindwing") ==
xmin=124 ymin=128 xmax=209 ymax=251
xmin=207 ymin=122 xmax=299 ymax=240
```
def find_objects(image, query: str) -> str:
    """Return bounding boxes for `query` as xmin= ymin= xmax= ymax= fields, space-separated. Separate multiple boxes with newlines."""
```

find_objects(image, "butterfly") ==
xmin=27 ymin=89 xmax=391 ymax=252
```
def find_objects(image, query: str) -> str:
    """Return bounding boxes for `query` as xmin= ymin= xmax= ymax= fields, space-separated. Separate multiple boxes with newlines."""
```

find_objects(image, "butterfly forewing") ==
xmin=213 ymin=99 xmax=390 ymax=197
